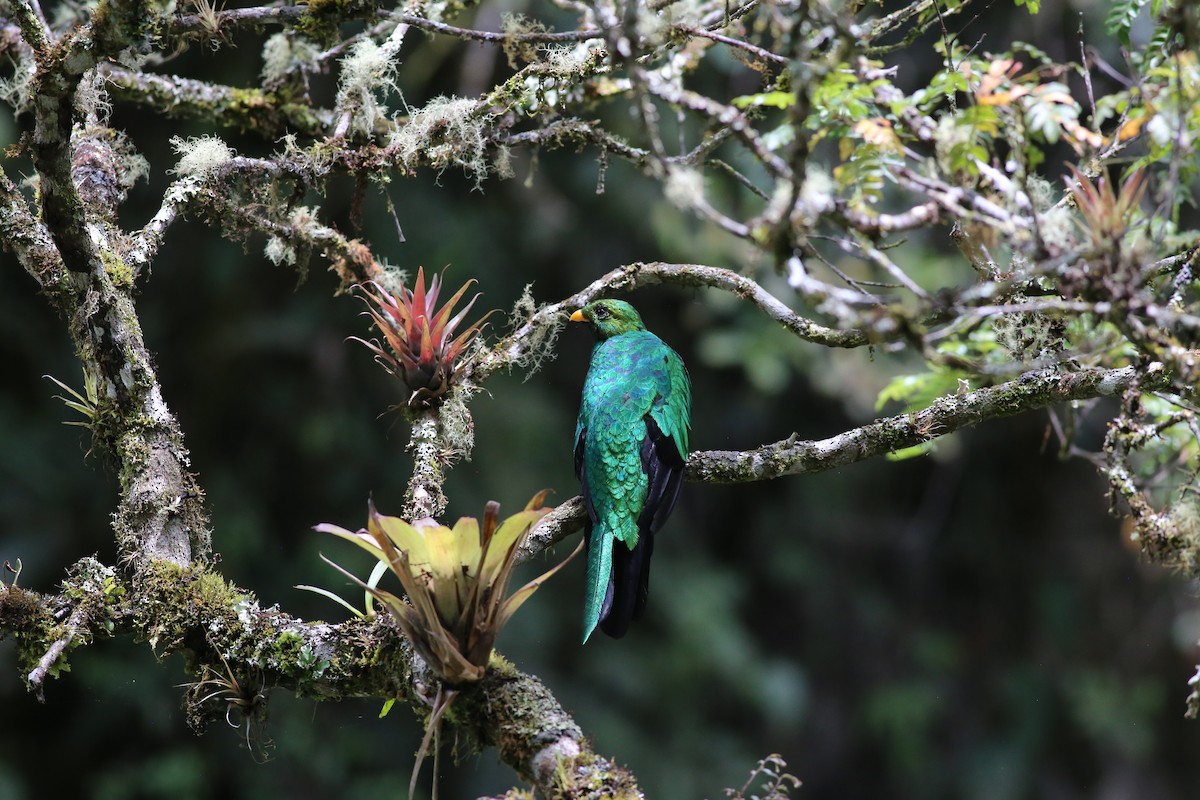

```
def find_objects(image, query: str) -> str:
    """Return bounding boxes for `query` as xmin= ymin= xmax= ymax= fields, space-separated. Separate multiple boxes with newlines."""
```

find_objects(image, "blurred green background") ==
xmin=3 ymin=1 xmax=1200 ymax=798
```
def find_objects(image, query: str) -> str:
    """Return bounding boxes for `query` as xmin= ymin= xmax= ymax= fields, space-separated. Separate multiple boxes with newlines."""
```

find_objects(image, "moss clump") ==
xmin=133 ymin=561 xmax=254 ymax=654
xmin=3 ymin=585 xmax=56 ymax=675
xmin=391 ymin=96 xmax=490 ymax=181
xmin=270 ymin=630 xmax=333 ymax=683
xmin=548 ymin=751 xmax=642 ymax=800
xmin=294 ymin=0 xmax=373 ymax=47
xmin=336 ymin=38 xmax=403 ymax=136
xmin=100 ymin=248 xmax=134 ymax=289
xmin=11 ymin=558 xmax=125 ymax=685
xmin=1139 ymin=498 xmax=1200 ymax=576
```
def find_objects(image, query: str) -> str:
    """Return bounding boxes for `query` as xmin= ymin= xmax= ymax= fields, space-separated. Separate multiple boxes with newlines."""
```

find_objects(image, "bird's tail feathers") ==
xmin=599 ymin=532 xmax=653 ymax=639
xmin=582 ymin=525 xmax=614 ymax=643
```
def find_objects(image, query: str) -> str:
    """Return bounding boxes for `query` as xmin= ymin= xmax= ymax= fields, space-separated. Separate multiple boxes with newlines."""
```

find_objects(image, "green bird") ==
xmin=570 ymin=299 xmax=691 ymax=642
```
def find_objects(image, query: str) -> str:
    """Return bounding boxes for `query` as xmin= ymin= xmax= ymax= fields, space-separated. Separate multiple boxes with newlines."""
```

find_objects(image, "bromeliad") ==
xmin=353 ymin=267 xmax=494 ymax=409
xmin=570 ymin=299 xmax=691 ymax=642
xmin=315 ymin=492 xmax=579 ymax=798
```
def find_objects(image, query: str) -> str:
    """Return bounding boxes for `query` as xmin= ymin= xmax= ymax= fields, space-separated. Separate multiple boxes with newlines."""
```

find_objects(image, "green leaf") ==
xmin=379 ymin=697 xmax=396 ymax=718
xmin=732 ymin=91 xmax=795 ymax=109
xmin=886 ymin=441 xmax=938 ymax=461
xmin=762 ymin=123 xmax=795 ymax=151
xmin=876 ymin=369 xmax=965 ymax=413
xmin=1024 ymin=89 xmax=1079 ymax=145
xmin=294 ymin=583 xmax=366 ymax=618
xmin=1105 ymin=0 xmax=1150 ymax=46
xmin=364 ymin=559 xmax=389 ymax=617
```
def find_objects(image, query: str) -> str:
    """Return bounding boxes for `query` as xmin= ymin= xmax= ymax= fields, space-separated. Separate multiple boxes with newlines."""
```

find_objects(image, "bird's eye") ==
xmin=594 ymin=306 xmax=610 ymax=319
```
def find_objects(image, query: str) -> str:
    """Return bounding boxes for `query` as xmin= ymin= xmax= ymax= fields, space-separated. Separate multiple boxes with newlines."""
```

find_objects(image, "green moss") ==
xmin=95 ymin=248 xmax=133 ymax=292
xmin=271 ymin=630 xmax=332 ymax=681
xmin=546 ymin=751 xmax=642 ymax=800
xmin=4 ymin=585 xmax=57 ymax=675
xmin=226 ymin=86 xmax=268 ymax=112
xmin=273 ymin=630 xmax=305 ymax=658
xmin=487 ymin=650 xmax=517 ymax=675
xmin=294 ymin=0 xmax=374 ymax=45
xmin=224 ymin=87 xmax=312 ymax=136
xmin=134 ymin=561 xmax=254 ymax=654
xmin=9 ymin=559 xmax=125 ymax=685
xmin=0 ymin=585 xmax=45 ymax=629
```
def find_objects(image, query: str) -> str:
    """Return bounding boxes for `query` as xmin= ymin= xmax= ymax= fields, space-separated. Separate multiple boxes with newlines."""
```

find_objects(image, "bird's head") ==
xmin=569 ymin=299 xmax=647 ymax=340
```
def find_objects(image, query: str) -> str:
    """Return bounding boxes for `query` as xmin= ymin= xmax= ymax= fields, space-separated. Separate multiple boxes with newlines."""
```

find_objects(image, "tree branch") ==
xmin=4 ymin=553 xmax=641 ymax=796
xmin=687 ymin=364 xmax=1169 ymax=483
xmin=476 ymin=260 xmax=869 ymax=383
xmin=101 ymin=66 xmax=334 ymax=139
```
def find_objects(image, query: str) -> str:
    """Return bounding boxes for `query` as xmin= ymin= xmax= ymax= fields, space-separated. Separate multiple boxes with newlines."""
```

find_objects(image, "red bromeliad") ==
xmin=353 ymin=267 xmax=495 ymax=408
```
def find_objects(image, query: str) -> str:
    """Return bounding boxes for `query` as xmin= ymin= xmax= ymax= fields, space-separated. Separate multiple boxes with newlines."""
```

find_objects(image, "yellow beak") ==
xmin=569 ymin=309 xmax=586 ymax=322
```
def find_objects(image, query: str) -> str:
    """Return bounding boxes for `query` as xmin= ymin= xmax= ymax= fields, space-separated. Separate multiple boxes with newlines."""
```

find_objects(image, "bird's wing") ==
xmin=602 ymin=345 xmax=690 ymax=634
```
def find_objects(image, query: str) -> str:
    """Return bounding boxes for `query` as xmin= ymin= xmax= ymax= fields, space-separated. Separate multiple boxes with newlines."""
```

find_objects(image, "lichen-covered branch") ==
xmin=2 ymin=555 xmax=641 ymax=796
xmin=462 ymin=658 xmax=642 ymax=797
xmin=516 ymin=496 xmax=588 ymax=565
xmin=403 ymin=410 xmax=450 ymax=520
xmin=102 ymin=66 xmax=334 ymax=139
xmin=6 ymin=178 xmax=209 ymax=574
xmin=22 ymin=557 xmax=123 ymax=700
xmin=0 ymin=170 xmax=65 ymax=285
xmin=688 ymin=364 xmax=1169 ymax=483
xmin=475 ymin=261 xmax=869 ymax=382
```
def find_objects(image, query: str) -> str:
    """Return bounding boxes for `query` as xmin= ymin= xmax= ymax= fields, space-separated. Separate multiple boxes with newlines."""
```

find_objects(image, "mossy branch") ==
xmin=5 ymin=131 xmax=208 ymax=574
xmin=687 ymin=364 xmax=1171 ymax=483
xmin=3 ymin=556 xmax=642 ymax=797
xmin=102 ymin=67 xmax=334 ymax=139
xmin=0 ymin=170 xmax=66 ymax=286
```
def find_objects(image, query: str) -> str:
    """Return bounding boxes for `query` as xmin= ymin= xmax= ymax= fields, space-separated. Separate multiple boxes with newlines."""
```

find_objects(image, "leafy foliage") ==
xmin=1105 ymin=0 xmax=1152 ymax=44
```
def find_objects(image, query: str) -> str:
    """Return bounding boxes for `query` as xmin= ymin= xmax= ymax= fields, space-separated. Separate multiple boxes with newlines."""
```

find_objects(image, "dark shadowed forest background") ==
xmin=3 ymin=0 xmax=1200 ymax=798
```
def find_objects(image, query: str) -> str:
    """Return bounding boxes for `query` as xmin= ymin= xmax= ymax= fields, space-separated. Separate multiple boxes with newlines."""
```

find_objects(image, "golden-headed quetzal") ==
xmin=570 ymin=299 xmax=691 ymax=641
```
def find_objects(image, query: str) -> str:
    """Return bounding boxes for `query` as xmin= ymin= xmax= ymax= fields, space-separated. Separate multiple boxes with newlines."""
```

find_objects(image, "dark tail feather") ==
xmin=599 ymin=533 xmax=654 ymax=638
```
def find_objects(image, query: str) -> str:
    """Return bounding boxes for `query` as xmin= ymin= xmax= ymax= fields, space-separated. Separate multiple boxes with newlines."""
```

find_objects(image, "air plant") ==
xmin=315 ymin=491 xmax=580 ymax=798
xmin=1068 ymin=166 xmax=1148 ymax=250
xmin=179 ymin=651 xmax=273 ymax=763
xmin=45 ymin=370 xmax=101 ymax=457
xmin=353 ymin=267 xmax=495 ymax=409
